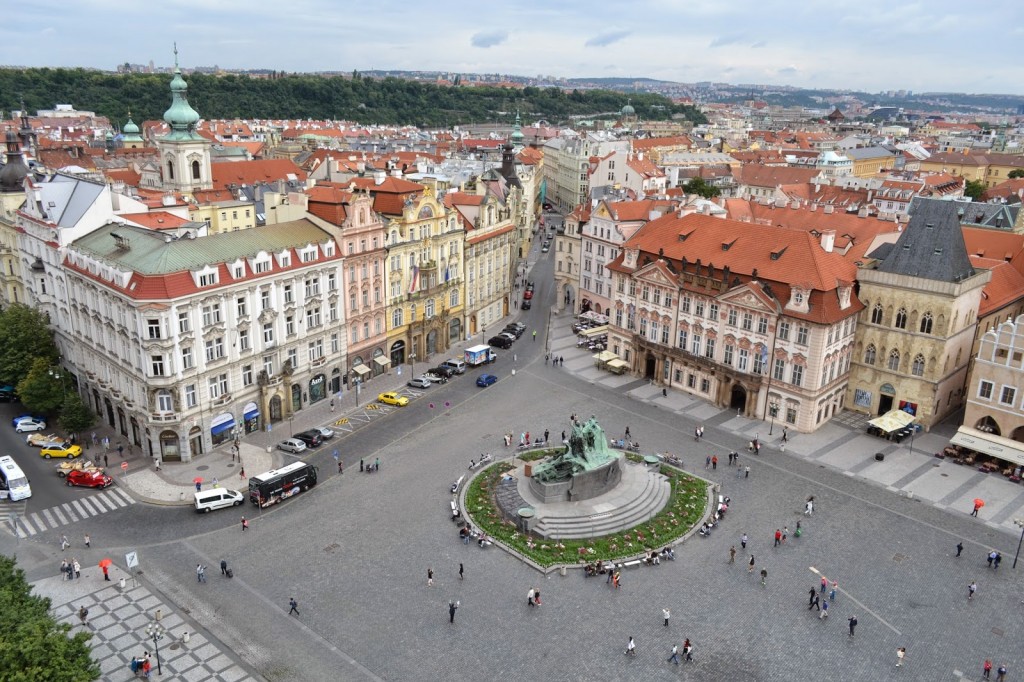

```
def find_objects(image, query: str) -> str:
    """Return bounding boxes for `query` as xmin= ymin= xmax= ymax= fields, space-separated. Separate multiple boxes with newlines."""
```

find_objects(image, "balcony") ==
xmin=149 ymin=413 xmax=180 ymax=423
xmin=212 ymin=394 xmax=232 ymax=406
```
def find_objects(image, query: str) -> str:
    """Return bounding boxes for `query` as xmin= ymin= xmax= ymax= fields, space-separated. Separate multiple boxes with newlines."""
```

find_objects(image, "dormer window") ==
xmin=194 ymin=265 xmax=219 ymax=288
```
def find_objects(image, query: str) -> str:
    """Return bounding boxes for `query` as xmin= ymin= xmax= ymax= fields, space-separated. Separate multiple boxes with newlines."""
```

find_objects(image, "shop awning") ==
xmin=373 ymin=356 xmax=391 ymax=368
xmin=353 ymin=364 xmax=371 ymax=376
xmin=868 ymin=409 xmax=915 ymax=433
xmin=211 ymin=413 xmax=236 ymax=436
xmin=950 ymin=426 xmax=1024 ymax=466
xmin=607 ymin=358 xmax=630 ymax=369
xmin=581 ymin=325 xmax=609 ymax=338
xmin=593 ymin=350 xmax=618 ymax=363
xmin=579 ymin=311 xmax=608 ymax=324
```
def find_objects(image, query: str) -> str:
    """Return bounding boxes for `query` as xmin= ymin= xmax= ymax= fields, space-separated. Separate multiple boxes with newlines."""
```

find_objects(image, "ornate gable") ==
xmin=718 ymin=284 xmax=779 ymax=314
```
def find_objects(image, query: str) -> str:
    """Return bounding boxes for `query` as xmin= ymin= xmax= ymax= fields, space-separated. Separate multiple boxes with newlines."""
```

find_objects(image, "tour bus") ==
xmin=248 ymin=461 xmax=318 ymax=508
xmin=0 ymin=455 xmax=32 ymax=501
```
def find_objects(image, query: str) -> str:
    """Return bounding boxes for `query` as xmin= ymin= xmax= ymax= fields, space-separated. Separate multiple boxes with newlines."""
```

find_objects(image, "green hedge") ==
xmin=464 ymin=459 xmax=709 ymax=568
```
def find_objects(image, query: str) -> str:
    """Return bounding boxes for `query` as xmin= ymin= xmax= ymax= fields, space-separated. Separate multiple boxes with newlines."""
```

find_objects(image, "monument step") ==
xmin=533 ymin=472 xmax=672 ymax=539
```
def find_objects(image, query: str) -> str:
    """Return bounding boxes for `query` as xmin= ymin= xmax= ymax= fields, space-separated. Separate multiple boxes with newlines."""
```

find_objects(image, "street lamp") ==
xmin=49 ymin=367 xmax=69 ymax=405
xmin=768 ymin=401 xmax=779 ymax=436
xmin=354 ymin=378 xmax=362 ymax=408
xmin=1014 ymin=518 xmax=1024 ymax=569
xmin=145 ymin=621 xmax=166 ymax=675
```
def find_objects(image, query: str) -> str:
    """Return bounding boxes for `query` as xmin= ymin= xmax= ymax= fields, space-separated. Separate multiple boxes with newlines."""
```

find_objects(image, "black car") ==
xmin=428 ymin=366 xmax=456 ymax=380
xmin=488 ymin=336 xmax=513 ymax=349
xmin=521 ymin=299 xmax=532 ymax=310
xmin=0 ymin=388 xmax=15 ymax=403
xmin=293 ymin=430 xmax=323 ymax=448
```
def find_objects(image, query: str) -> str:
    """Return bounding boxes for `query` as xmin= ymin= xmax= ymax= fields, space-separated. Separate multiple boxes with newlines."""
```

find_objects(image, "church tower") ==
xmin=157 ymin=46 xmax=212 ymax=192
xmin=122 ymin=111 xmax=145 ymax=149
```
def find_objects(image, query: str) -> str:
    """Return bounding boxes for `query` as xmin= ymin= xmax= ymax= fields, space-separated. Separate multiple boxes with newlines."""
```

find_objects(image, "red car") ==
xmin=65 ymin=469 xmax=114 ymax=489
xmin=523 ymin=289 xmax=533 ymax=300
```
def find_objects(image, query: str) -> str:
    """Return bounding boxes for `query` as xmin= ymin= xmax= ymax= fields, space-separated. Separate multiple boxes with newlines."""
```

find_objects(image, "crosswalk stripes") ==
xmin=10 ymin=487 xmax=136 ymax=539
xmin=0 ymin=499 xmax=28 ymax=535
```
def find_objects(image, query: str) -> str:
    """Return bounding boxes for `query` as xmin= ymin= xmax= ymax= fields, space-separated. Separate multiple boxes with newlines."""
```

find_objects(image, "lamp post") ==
xmin=768 ymin=401 xmax=779 ymax=436
xmin=1014 ymin=518 xmax=1024 ymax=569
xmin=145 ymin=621 xmax=166 ymax=675
xmin=354 ymin=378 xmax=362 ymax=408
xmin=49 ymin=367 xmax=69 ymax=405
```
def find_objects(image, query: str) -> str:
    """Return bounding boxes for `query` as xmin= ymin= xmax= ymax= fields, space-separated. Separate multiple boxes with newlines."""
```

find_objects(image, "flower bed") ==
xmin=464 ymin=460 xmax=708 ymax=568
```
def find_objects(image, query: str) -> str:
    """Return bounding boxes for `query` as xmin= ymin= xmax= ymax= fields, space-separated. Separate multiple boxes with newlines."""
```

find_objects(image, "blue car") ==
xmin=476 ymin=374 xmax=498 ymax=387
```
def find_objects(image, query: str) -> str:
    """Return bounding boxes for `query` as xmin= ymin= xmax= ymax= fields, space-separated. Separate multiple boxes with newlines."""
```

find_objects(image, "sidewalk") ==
xmin=32 ymin=563 xmax=257 ymax=681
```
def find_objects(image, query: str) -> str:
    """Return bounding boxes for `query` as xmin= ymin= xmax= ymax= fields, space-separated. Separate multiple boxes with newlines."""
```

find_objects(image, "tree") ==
xmin=1008 ymin=169 xmax=1024 ymax=179
xmin=0 ymin=304 xmax=59 ymax=387
xmin=0 ymin=555 xmax=100 ymax=681
xmin=682 ymin=177 xmax=721 ymax=199
xmin=963 ymin=179 xmax=987 ymax=201
xmin=59 ymin=392 xmax=96 ymax=435
xmin=16 ymin=358 xmax=65 ymax=415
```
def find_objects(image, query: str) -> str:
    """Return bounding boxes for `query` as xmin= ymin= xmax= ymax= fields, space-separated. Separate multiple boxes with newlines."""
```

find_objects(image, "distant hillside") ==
xmin=0 ymin=68 xmax=706 ymax=128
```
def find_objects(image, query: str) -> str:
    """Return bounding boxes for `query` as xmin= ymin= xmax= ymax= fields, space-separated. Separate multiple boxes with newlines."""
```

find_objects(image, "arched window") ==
xmin=920 ymin=312 xmax=933 ymax=334
xmin=895 ymin=308 xmax=907 ymax=329
xmin=888 ymin=349 xmax=901 ymax=371
xmin=166 ymin=160 xmax=175 ymax=180
xmin=449 ymin=288 xmax=459 ymax=307
xmin=191 ymin=160 xmax=201 ymax=180
xmin=871 ymin=303 xmax=883 ymax=324
xmin=864 ymin=344 xmax=876 ymax=364
xmin=912 ymin=354 xmax=925 ymax=376
xmin=391 ymin=308 xmax=403 ymax=329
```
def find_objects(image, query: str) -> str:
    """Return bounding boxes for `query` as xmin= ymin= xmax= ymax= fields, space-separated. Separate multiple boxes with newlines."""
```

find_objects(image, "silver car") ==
xmin=277 ymin=438 xmax=307 ymax=454
xmin=407 ymin=376 xmax=432 ymax=389
xmin=314 ymin=426 xmax=335 ymax=439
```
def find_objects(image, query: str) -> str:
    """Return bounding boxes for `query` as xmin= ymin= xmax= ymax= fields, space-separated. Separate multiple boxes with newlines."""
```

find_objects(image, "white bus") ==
xmin=0 ymin=455 xmax=31 ymax=501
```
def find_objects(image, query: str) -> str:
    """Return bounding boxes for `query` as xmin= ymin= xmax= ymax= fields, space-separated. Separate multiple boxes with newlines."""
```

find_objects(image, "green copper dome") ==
xmin=163 ymin=66 xmax=201 ymax=131
xmin=123 ymin=115 xmax=140 ymax=135
xmin=511 ymin=110 xmax=524 ymax=144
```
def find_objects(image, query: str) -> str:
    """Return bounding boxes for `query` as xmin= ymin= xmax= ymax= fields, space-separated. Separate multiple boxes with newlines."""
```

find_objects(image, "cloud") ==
xmin=471 ymin=30 xmax=508 ymax=48
xmin=585 ymin=30 xmax=630 ymax=47
xmin=709 ymin=34 xmax=746 ymax=48
xmin=777 ymin=65 xmax=799 ymax=75
xmin=751 ymin=40 xmax=767 ymax=48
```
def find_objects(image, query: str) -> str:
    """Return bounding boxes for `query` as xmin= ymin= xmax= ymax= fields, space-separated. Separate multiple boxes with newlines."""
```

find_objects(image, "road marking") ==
xmin=6 ymin=488 xmax=137 ymax=538
xmin=365 ymin=404 xmax=381 ymax=411
xmin=810 ymin=566 xmax=901 ymax=635
xmin=333 ymin=417 xmax=350 ymax=426
xmin=60 ymin=503 xmax=79 ymax=523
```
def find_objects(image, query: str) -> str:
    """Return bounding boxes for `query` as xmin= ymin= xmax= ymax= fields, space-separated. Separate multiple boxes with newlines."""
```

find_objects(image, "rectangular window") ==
xmin=742 ymin=312 xmax=753 ymax=331
xmin=284 ymin=285 xmax=293 ymax=304
xmin=757 ymin=317 xmax=768 ymax=334
xmin=238 ymin=329 xmax=250 ymax=351
xmin=305 ymin=307 xmax=322 ymax=328
xmin=185 ymin=384 xmax=197 ymax=408
xmin=678 ymin=329 xmax=688 ymax=350
xmin=261 ymin=289 xmax=271 ymax=310
xmin=1000 ymin=386 xmax=1017 ymax=405
xmin=791 ymin=364 xmax=804 ymax=387
xmin=786 ymin=407 xmax=797 ymax=424
xmin=738 ymin=348 xmax=749 ymax=372
xmin=681 ymin=296 xmax=691 ymax=314
xmin=308 ymin=339 xmax=324 ymax=361
xmin=615 ymin=309 xmax=623 ymax=327
xmin=773 ymin=358 xmax=786 ymax=381
xmin=695 ymin=300 xmax=705 ymax=318
xmin=331 ymin=333 xmax=339 ymax=354
xmin=263 ymin=323 xmax=274 ymax=344
xmin=202 ymin=304 xmax=221 ymax=327
xmin=181 ymin=347 xmax=193 ymax=370
xmin=151 ymin=355 xmax=165 ymax=376
xmin=253 ymin=261 xmax=270 ymax=274
xmin=704 ymin=338 xmax=715 ymax=359
xmin=687 ymin=374 xmax=696 ymax=389
xmin=661 ymin=325 xmax=670 ymax=344
xmin=286 ymin=316 xmax=296 ymax=336
xmin=691 ymin=334 xmax=702 ymax=355
xmin=236 ymin=297 xmax=247 ymax=318
xmin=147 ymin=319 xmax=161 ymax=339
xmin=204 ymin=337 xmax=224 ymax=362
xmin=328 ymin=272 xmax=337 ymax=291
xmin=178 ymin=311 xmax=190 ymax=333
xmin=287 ymin=348 xmax=298 ymax=369
xmin=242 ymin=364 xmax=253 ymax=387
xmin=727 ymin=309 xmax=737 ymax=326
xmin=797 ymin=326 xmax=809 ymax=345
xmin=641 ymin=285 xmax=649 ymax=302
xmin=724 ymin=344 xmax=734 ymax=366
xmin=639 ymin=318 xmax=648 ymax=336
xmin=700 ymin=378 xmax=710 ymax=393
xmin=305 ymin=278 xmax=321 ymax=298
xmin=778 ymin=321 xmax=790 ymax=341
xmin=978 ymin=380 xmax=994 ymax=400
xmin=650 ymin=321 xmax=659 ymax=342
xmin=652 ymin=289 xmax=661 ymax=306
xmin=263 ymin=356 xmax=274 ymax=377
xmin=208 ymin=373 xmax=228 ymax=399
xmin=708 ymin=303 xmax=719 ymax=321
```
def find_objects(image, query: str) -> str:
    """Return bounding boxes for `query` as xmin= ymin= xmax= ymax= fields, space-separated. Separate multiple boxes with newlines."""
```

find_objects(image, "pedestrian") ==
xmin=532 ymin=330 xmax=537 ymax=342
xmin=896 ymin=647 xmax=906 ymax=667
xmin=561 ymin=430 xmax=566 ymax=442
xmin=968 ymin=581 xmax=977 ymax=600
xmin=625 ymin=426 xmax=631 ymax=439
xmin=760 ymin=568 xmax=768 ymax=587
xmin=360 ymin=458 xmax=364 ymax=472
xmin=103 ymin=453 xmax=109 ymax=468
xmin=375 ymin=457 xmax=380 ymax=471
xmin=449 ymin=599 xmax=459 ymax=623
xmin=745 ymin=465 xmax=750 ymax=478
xmin=829 ymin=581 xmax=837 ymax=602
xmin=711 ymin=455 xmax=718 ymax=470
xmin=196 ymin=564 xmax=206 ymax=583
xmin=624 ymin=636 xmax=636 ymax=657
xmin=819 ymin=599 xmax=829 ymax=619
xmin=545 ymin=353 xmax=549 ymax=365
xmin=221 ymin=560 xmax=228 ymax=576
xmin=748 ymin=554 xmax=755 ymax=573
xmin=782 ymin=526 xmax=789 ymax=544
xmin=774 ymin=529 xmax=782 ymax=547
xmin=239 ymin=467 xmax=245 ymax=479
xmin=195 ymin=480 xmax=202 ymax=492
xmin=729 ymin=545 xmax=736 ymax=563
xmin=805 ymin=499 xmax=814 ymax=515
xmin=683 ymin=639 xmax=693 ymax=662
xmin=848 ymin=615 xmax=858 ymax=636
xmin=606 ymin=567 xmax=614 ymax=584
xmin=613 ymin=571 xmax=621 ymax=589
xmin=427 ymin=567 xmax=434 ymax=587
xmin=810 ymin=594 xmax=820 ymax=611
xmin=544 ymin=429 xmax=549 ymax=443
xmin=101 ymin=564 xmax=110 ymax=581
xmin=528 ymin=587 xmax=535 ymax=606
xmin=330 ymin=399 xmax=335 ymax=412
xmin=696 ymin=427 xmax=702 ymax=442
xmin=103 ymin=436 xmax=109 ymax=451
xmin=559 ymin=357 xmax=564 ymax=366
xmin=705 ymin=455 xmax=711 ymax=470
xmin=77 ymin=605 xmax=89 ymax=626
xmin=995 ymin=552 xmax=1002 ymax=569
xmin=83 ymin=533 xmax=90 ymax=548
xmin=809 ymin=587 xmax=817 ymax=607
xmin=117 ymin=443 xmax=124 ymax=458
xmin=91 ymin=432 xmax=97 ymax=445
xmin=459 ymin=563 xmax=464 ymax=580
xmin=73 ymin=558 xmax=81 ymax=579
xmin=972 ymin=501 xmax=982 ymax=517
xmin=667 ymin=643 xmax=680 ymax=665
xmin=534 ymin=588 xmax=541 ymax=606
xmin=663 ymin=607 xmax=670 ymax=626
xmin=782 ymin=427 xmax=789 ymax=443
xmin=288 ymin=597 xmax=300 ymax=616
xmin=241 ymin=516 xmax=248 ymax=531
xmin=820 ymin=576 xmax=827 ymax=594
xmin=727 ymin=451 xmax=733 ymax=466
xmin=795 ymin=520 xmax=802 ymax=538
xmin=984 ymin=660 xmax=993 ymax=679
xmin=997 ymin=664 xmax=1007 ymax=681
xmin=956 ymin=541 xmax=964 ymax=557
xmin=988 ymin=551 xmax=996 ymax=568
xmin=61 ymin=534 xmax=70 ymax=551
xmin=212 ymin=477 xmax=219 ymax=488
xmin=338 ymin=460 xmax=343 ymax=475
xmin=60 ymin=559 xmax=69 ymax=580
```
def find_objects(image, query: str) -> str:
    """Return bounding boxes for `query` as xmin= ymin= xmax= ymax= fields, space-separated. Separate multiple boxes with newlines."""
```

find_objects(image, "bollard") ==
xmin=182 ymin=631 xmax=190 ymax=643
xmin=560 ymin=566 xmax=566 ymax=577
xmin=119 ymin=577 xmax=126 ymax=590
xmin=179 ymin=491 xmax=184 ymax=501
xmin=155 ymin=608 xmax=162 ymax=621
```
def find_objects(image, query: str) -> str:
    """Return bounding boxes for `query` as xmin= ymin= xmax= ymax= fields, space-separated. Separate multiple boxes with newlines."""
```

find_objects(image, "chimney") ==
xmin=867 ymin=189 xmax=874 ymax=202
xmin=810 ymin=202 xmax=818 ymax=212
xmin=775 ymin=197 xmax=786 ymax=208
xmin=820 ymin=230 xmax=835 ymax=253
xmin=790 ymin=200 xmax=800 ymax=210
xmin=823 ymin=204 xmax=834 ymax=214
xmin=858 ymin=206 xmax=869 ymax=218
xmin=373 ymin=170 xmax=386 ymax=185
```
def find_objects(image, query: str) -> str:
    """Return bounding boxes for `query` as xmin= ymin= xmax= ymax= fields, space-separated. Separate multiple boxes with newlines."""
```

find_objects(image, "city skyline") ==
xmin=2 ymin=0 xmax=1023 ymax=95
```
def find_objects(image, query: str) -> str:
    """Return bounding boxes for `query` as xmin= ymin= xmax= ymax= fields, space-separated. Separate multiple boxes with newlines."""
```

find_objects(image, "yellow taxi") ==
xmin=41 ymin=443 xmax=83 ymax=459
xmin=377 ymin=392 xmax=410 ymax=407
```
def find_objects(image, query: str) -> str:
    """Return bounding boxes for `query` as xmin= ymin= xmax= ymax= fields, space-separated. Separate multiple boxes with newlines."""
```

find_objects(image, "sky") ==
xmin=2 ymin=0 xmax=1022 ymax=94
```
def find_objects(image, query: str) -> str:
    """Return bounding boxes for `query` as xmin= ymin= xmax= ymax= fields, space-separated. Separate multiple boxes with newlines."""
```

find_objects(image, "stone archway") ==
xmin=730 ymin=384 xmax=747 ymax=411
xmin=188 ymin=426 xmax=203 ymax=459
xmin=644 ymin=354 xmax=656 ymax=379
xmin=269 ymin=395 xmax=283 ymax=422
xmin=160 ymin=430 xmax=181 ymax=462
xmin=975 ymin=415 xmax=1001 ymax=436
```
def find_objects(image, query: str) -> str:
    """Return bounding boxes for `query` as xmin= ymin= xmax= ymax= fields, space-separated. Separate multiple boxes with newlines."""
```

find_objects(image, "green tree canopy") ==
xmin=682 ymin=177 xmax=721 ymax=199
xmin=963 ymin=179 xmax=987 ymax=201
xmin=0 ymin=304 xmax=58 ymax=387
xmin=1008 ymin=169 xmax=1024 ymax=179
xmin=16 ymin=358 xmax=65 ymax=415
xmin=59 ymin=392 xmax=96 ymax=435
xmin=0 ymin=555 xmax=100 ymax=681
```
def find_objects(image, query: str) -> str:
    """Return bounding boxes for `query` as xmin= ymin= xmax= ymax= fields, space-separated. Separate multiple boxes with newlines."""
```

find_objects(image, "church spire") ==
xmin=162 ymin=45 xmax=202 ymax=140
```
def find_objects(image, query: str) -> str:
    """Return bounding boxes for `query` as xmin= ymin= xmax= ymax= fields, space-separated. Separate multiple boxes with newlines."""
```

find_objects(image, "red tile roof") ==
xmin=972 ymin=257 xmax=1024 ymax=316
xmin=119 ymin=211 xmax=192 ymax=230
xmin=209 ymin=159 xmax=307 ymax=189
xmin=962 ymin=227 xmax=1024 ymax=277
xmin=631 ymin=136 xmax=692 ymax=151
xmin=736 ymin=164 xmax=819 ymax=189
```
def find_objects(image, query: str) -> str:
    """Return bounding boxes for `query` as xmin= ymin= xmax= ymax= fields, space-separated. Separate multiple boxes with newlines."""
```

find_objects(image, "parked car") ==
xmin=277 ymin=438 xmax=307 ymax=454
xmin=11 ymin=414 xmax=45 ymax=428
xmin=407 ymin=376 xmax=432 ymax=389
xmin=0 ymin=385 xmax=16 ymax=402
xmin=427 ymin=366 xmax=456 ymax=380
xmin=378 ymin=392 xmax=410 ymax=407
xmin=314 ymin=426 xmax=335 ymax=440
xmin=194 ymin=489 xmax=245 ymax=513
xmin=507 ymin=322 xmax=527 ymax=332
xmin=55 ymin=459 xmax=102 ymax=478
xmin=293 ymin=430 xmax=323 ymax=448
xmin=498 ymin=332 xmax=517 ymax=343
xmin=476 ymin=374 xmax=498 ymax=387
xmin=488 ymin=336 xmax=513 ymax=349
xmin=420 ymin=372 xmax=449 ymax=384
xmin=521 ymin=300 xmax=532 ymax=310
xmin=40 ymin=443 xmax=82 ymax=459
xmin=523 ymin=289 xmax=534 ymax=300
xmin=26 ymin=433 xmax=68 ymax=448
xmin=65 ymin=470 xmax=114 ymax=489
xmin=503 ymin=325 xmax=525 ymax=338
xmin=15 ymin=418 xmax=47 ymax=433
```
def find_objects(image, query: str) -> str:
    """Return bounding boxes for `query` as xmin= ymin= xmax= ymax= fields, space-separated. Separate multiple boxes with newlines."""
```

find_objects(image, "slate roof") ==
xmin=875 ymin=199 xmax=975 ymax=282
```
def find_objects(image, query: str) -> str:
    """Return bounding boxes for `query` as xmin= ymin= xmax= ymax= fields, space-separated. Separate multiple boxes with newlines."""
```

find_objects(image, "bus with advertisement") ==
xmin=248 ymin=461 xmax=318 ymax=508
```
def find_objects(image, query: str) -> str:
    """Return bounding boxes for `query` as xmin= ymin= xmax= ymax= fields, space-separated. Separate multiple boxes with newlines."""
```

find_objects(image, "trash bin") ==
xmin=559 ymin=566 xmax=566 ymax=577
xmin=182 ymin=631 xmax=190 ymax=643
xmin=875 ymin=453 xmax=885 ymax=461
xmin=119 ymin=577 xmax=126 ymax=590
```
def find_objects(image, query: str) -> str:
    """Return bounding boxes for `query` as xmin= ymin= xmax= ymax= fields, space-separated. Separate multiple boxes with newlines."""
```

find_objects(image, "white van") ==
xmin=441 ymin=359 xmax=466 ymax=375
xmin=0 ymin=456 xmax=31 ymax=501
xmin=194 ymin=488 xmax=245 ymax=513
